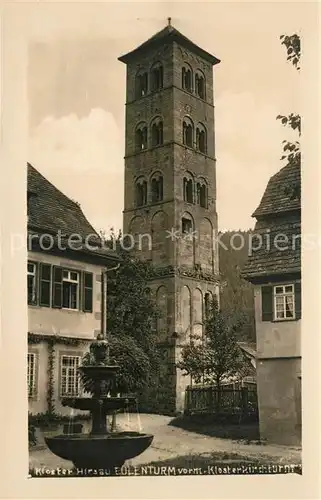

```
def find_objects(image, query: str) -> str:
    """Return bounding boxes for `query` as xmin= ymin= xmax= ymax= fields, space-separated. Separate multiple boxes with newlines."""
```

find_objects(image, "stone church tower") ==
xmin=119 ymin=21 xmax=220 ymax=412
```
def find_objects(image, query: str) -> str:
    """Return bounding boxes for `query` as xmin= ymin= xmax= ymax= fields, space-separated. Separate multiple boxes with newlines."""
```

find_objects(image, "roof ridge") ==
xmin=27 ymin=162 xmax=80 ymax=210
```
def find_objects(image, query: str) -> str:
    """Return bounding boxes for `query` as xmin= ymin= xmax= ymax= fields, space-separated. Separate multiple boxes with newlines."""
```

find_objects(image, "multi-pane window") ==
xmin=60 ymin=355 xmax=81 ymax=397
xmin=27 ymin=262 xmax=37 ymax=305
xmin=27 ymin=352 xmax=37 ymax=398
xmin=274 ymin=284 xmax=295 ymax=320
xmin=62 ymin=270 xmax=79 ymax=310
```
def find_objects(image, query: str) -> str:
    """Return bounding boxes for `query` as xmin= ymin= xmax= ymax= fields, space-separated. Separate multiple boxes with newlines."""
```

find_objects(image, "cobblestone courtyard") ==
xmin=29 ymin=414 xmax=301 ymax=472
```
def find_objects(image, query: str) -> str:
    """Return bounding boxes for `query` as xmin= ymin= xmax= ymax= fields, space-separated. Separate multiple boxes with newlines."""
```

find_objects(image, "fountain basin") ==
xmin=78 ymin=365 xmax=119 ymax=382
xmin=61 ymin=396 xmax=137 ymax=412
xmin=45 ymin=432 xmax=153 ymax=469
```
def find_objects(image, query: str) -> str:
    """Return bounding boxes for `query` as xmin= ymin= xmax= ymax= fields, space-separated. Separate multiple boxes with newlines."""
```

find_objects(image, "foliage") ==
xmin=218 ymin=231 xmax=255 ymax=342
xmin=28 ymin=411 xmax=91 ymax=429
xmin=277 ymin=33 xmax=301 ymax=199
xmin=99 ymin=229 xmax=161 ymax=394
xmin=80 ymin=334 xmax=152 ymax=394
xmin=177 ymin=296 xmax=251 ymax=398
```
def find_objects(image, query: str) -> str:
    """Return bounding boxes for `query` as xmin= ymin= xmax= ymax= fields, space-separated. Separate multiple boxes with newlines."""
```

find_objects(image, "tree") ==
xmin=177 ymin=296 xmax=249 ymax=410
xmin=97 ymin=229 xmax=161 ymax=395
xmin=218 ymin=230 xmax=255 ymax=342
xmin=277 ymin=34 xmax=301 ymax=199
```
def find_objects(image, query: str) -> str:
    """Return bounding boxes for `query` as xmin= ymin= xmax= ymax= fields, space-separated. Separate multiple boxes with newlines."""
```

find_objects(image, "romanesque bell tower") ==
xmin=119 ymin=20 xmax=220 ymax=412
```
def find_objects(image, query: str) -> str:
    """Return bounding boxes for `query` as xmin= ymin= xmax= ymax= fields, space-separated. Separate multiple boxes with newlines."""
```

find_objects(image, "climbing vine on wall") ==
xmin=28 ymin=332 xmax=89 ymax=416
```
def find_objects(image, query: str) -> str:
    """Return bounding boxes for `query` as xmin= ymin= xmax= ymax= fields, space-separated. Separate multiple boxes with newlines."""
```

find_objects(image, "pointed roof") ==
xmin=27 ymin=163 xmax=119 ymax=262
xmin=118 ymin=23 xmax=220 ymax=65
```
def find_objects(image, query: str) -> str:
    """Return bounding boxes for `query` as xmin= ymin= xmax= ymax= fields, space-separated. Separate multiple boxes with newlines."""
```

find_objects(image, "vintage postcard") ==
xmin=1 ymin=1 xmax=320 ymax=499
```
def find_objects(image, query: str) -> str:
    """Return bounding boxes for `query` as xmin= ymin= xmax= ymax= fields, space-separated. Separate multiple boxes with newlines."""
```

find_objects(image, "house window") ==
xmin=183 ymin=118 xmax=193 ymax=148
xmin=196 ymin=124 xmax=207 ymax=154
xmin=136 ymin=71 xmax=148 ymax=98
xmin=182 ymin=66 xmax=192 ymax=92
xmin=151 ymin=174 xmax=163 ymax=203
xmin=27 ymin=262 xmax=37 ymax=305
xmin=151 ymin=63 xmax=163 ymax=92
xmin=151 ymin=119 xmax=163 ymax=147
xmin=183 ymin=177 xmax=194 ymax=204
xmin=62 ymin=270 xmax=79 ymax=310
xmin=27 ymin=352 xmax=37 ymax=398
xmin=195 ymin=71 xmax=205 ymax=99
xmin=135 ymin=124 xmax=148 ymax=151
xmin=60 ymin=355 xmax=81 ymax=397
xmin=182 ymin=217 xmax=193 ymax=234
xmin=135 ymin=178 xmax=147 ymax=207
xmin=39 ymin=263 xmax=51 ymax=307
xmin=274 ymin=284 xmax=295 ymax=320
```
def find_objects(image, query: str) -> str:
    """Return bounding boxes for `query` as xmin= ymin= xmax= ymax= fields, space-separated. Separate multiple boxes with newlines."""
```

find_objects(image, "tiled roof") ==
xmin=243 ymin=163 xmax=301 ymax=281
xmin=27 ymin=163 xmax=119 ymax=261
xmin=238 ymin=342 xmax=257 ymax=358
xmin=242 ymin=217 xmax=301 ymax=280
xmin=28 ymin=163 xmax=99 ymax=239
xmin=253 ymin=163 xmax=301 ymax=218
xmin=118 ymin=24 xmax=220 ymax=65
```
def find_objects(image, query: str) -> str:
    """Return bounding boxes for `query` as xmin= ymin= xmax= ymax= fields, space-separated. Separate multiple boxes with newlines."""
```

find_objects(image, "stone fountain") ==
xmin=45 ymin=335 xmax=153 ymax=470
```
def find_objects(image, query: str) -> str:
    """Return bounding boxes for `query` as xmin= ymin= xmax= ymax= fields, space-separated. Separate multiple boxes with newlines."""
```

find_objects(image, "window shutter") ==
xmin=52 ymin=266 xmax=63 ymax=308
xmin=82 ymin=272 xmax=93 ymax=313
xmin=261 ymin=285 xmax=273 ymax=321
xmin=295 ymin=281 xmax=301 ymax=320
xmin=39 ymin=263 xmax=51 ymax=307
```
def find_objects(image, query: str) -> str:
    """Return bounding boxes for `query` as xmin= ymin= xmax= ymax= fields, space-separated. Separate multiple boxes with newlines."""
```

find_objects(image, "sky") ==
xmin=27 ymin=1 xmax=306 ymax=234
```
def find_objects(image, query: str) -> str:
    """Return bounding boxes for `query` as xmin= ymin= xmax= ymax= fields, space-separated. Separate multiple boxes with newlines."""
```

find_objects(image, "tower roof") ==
xmin=118 ymin=23 xmax=220 ymax=65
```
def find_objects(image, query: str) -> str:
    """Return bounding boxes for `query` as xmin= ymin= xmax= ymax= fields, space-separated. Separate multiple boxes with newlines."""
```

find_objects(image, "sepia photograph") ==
xmin=1 ymin=0 xmax=320 ymax=497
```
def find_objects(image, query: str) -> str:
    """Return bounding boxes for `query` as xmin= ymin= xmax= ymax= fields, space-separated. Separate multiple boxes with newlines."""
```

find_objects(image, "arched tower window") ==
xmin=182 ymin=64 xmax=192 ymax=93
xmin=181 ymin=213 xmax=194 ymax=234
xmin=195 ymin=70 xmax=205 ymax=99
xmin=135 ymin=70 xmax=148 ymax=98
xmin=183 ymin=175 xmax=194 ymax=204
xmin=151 ymin=172 xmax=164 ymax=203
xmin=196 ymin=179 xmax=208 ymax=208
xmin=135 ymin=177 xmax=147 ymax=207
xmin=151 ymin=62 xmax=163 ymax=92
xmin=151 ymin=117 xmax=164 ymax=147
xmin=196 ymin=123 xmax=207 ymax=154
xmin=135 ymin=122 xmax=148 ymax=151
xmin=204 ymin=292 xmax=212 ymax=319
xmin=183 ymin=117 xmax=193 ymax=148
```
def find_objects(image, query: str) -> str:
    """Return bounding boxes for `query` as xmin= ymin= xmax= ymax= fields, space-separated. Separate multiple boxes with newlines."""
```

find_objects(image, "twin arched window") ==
xmin=135 ymin=173 xmax=164 ymax=207
xmin=183 ymin=175 xmax=208 ymax=208
xmin=183 ymin=118 xmax=207 ymax=154
xmin=136 ymin=63 xmax=164 ymax=99
xmin=182 ymin=66 xmax=206 ymax=99
xmin=135 ymin=118 xmax=164 ymax=152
